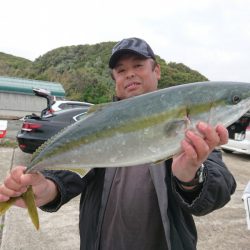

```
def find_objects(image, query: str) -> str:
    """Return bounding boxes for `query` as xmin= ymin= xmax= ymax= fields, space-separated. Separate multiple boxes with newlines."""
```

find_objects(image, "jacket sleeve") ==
xmin=171 ymin=149 xmax=237 ymax=216
xmin=39 ymin=169 xmax=94 ymax=212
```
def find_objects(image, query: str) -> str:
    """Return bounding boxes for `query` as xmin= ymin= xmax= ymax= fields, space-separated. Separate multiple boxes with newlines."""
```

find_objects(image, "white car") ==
xmin=50 ymin=100 xmax=93 ymax=113
xmin=221 ymin=111 xmax=250 ymax=155
xmin=32 ymin=88 xmax=93 ymax=116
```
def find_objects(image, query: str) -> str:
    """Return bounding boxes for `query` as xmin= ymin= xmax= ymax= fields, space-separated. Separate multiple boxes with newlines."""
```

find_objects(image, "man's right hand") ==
xmin=0 ymin=166 xmax=58 ymax=208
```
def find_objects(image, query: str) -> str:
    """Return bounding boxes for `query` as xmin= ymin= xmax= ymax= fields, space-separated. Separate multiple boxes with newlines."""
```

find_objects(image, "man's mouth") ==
xmin=125 ymin=82 xmax=140 ymax=89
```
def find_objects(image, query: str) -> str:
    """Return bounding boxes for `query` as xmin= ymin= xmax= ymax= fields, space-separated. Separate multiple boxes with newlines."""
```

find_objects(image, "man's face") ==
xmin=112 ymin=54 xmax=161 ymax=100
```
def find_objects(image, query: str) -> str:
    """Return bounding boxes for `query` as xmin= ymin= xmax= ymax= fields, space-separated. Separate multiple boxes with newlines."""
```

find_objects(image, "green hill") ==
xmin=0 ymin=42 xmax=208 ymax=103
xmin=0 ymin=52 xmax=32 ymax=77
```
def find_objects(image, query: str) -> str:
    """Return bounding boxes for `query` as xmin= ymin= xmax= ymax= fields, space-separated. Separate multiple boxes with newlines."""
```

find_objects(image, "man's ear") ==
xmin=155 ymin=64 xmax=161 ymax=80
xmin=110 ymin=69 xmax=115 ymax=80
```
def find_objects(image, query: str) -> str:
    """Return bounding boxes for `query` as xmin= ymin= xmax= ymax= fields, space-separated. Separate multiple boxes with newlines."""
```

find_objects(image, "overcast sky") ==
xmin=1 ymin=0 xmax=250 ymax=82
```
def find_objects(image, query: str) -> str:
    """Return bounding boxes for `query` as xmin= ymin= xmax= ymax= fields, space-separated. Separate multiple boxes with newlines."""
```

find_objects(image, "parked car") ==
xmin=32 ymin=88 xmax=56 ymax=116
xmin=32 ymin=88 xmax=93 ymax=116
xmin=17 ymin=107 xmax=89 ymax=154
xmin=221 ymin=110 xmax=250 ymax=155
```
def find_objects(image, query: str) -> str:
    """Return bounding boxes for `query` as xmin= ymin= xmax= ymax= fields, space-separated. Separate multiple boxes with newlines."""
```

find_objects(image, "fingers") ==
xmin=183 ymin=122 xmax=226 ymax=161
xmin=0 ymin=166 xmax=33 ymax=202
xmin=20 ymin=172 xmax=45 ymax=187
xmin=172 ymin=139 xmax=202 ymax=182
xmin=183 ymin=122 xmax=229 ymax=161
xmin=0 ymin=166 xmax=53 ymax=208
xmin=215 ymin=124 xmax=229 ymax=145
xmin=3 ymin=176 xmax=27 ymax=195
xmin=172 ymin=122 xmax=228 ymax=184
xmin=196 ymin=122 xmax=221 ymax=148
xmin=185 ymin=129 xmax=210 ymax=160
xmin=0 ymin=192 xmax=14 ymax=202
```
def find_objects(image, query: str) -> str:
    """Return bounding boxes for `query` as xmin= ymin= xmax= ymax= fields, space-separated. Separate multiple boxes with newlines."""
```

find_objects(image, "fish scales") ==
xmin=27 ymin=81 xmax=250 ymax=172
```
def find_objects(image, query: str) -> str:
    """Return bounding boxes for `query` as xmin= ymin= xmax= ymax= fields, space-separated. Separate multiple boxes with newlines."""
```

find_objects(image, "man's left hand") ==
xmin=171 ymin=122 xmax=228 ymax=186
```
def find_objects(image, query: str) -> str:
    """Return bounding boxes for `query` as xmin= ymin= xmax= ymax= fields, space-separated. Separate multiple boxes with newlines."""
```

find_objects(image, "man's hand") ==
xmin=0 ymin=166 xmax=58 ymax=207
xmin=172 ymin=122 xmax=228 ymax=185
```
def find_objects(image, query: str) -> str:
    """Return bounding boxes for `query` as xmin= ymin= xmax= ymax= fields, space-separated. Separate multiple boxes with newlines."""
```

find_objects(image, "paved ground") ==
xmin=0 ymin=147 xmax=249 ymax=250
xmin=195 ymin=152 xmax=250 ymax=250
xmin=2 ymin=119 xmax=22 ymax=140
xmin=0 ymin=148 xmax=80 ymax=250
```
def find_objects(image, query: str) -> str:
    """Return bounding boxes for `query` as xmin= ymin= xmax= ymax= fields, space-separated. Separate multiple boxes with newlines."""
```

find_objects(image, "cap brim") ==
xmin=109 ymin=49 xmax=150 ymax=69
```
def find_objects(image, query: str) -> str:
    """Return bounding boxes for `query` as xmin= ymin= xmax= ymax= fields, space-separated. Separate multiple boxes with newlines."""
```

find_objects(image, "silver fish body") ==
xmin=26 ymin=81 xmax=250 ymax=173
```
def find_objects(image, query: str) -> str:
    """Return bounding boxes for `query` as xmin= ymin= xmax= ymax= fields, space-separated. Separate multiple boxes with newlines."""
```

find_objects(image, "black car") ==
xmin=17 ymin=107 xmax=88 ymax=154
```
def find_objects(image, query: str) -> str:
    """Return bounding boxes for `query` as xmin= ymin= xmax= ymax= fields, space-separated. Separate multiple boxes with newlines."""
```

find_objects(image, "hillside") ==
xmin=0 ymin=52 xmax=32 ymax=78
xmin=0 ymin=42 xmax=208 ymax=103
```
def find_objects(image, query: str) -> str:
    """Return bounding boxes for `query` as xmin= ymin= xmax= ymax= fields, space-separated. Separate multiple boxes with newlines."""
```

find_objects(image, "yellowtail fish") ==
xmin=1 ymin=81 xmax=250 ymax=229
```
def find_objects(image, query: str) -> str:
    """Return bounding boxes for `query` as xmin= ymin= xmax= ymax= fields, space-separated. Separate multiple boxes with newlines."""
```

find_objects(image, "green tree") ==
xmin=0 ymin=42 xmax=208 ymax=103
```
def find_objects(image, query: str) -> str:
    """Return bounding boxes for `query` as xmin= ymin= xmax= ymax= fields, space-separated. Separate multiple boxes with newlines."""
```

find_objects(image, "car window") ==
xmin=57 ymin=103 xmax=91 ymax=110
xmin=72 ymin=103 xmax=90 ymax=108
xmin=58 ymin=103 xmax=68 ymax=109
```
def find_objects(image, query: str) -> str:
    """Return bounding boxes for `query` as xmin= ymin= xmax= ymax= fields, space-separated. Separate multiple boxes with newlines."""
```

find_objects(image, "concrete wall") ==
xmin=0 ymin=92 xmax=47 ymax=119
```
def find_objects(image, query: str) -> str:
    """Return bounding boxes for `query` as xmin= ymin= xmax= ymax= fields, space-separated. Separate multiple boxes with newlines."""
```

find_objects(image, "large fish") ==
xmin=1 ymin=81 xmax=250 ymax=229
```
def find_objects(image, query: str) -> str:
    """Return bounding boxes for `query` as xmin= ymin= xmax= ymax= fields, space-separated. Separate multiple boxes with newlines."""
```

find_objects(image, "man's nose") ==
xmin=126 ymin=69 xmax=135 ymax=78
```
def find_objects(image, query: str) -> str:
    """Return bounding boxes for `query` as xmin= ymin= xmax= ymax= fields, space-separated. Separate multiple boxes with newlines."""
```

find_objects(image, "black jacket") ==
xmin=41 ymin=149 xmax=236 ymax=250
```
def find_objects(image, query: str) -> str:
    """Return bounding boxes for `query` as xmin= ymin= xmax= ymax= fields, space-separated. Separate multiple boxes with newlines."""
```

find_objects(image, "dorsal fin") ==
xmin=30 ymin=104 xmax=112 ymax=162
xmin=30 ymin=122 xmax=76 ymax=161
xmin=87 ymin=102 xmax=112 ymax=114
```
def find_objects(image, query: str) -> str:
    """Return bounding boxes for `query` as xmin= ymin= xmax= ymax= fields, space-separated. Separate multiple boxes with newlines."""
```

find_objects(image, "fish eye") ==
xmin=232 ymin=95 xmax=241 ymax=104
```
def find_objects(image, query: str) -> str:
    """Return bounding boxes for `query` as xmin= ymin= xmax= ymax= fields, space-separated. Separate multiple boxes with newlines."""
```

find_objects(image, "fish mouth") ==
xmin=125 ymin=82 xmax=141 ymax=89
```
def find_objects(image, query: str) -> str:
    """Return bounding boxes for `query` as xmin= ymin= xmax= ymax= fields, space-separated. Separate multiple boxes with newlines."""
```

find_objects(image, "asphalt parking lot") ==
xmin=0 ymin=147 xmax=80 ymax=250
xmin=0 ymin=147 xmax=249 ymax=250
xmin=0 ymin=120 xmax=249 ymax=249
xmin=195 ymin=152 xmax=250 ymax=250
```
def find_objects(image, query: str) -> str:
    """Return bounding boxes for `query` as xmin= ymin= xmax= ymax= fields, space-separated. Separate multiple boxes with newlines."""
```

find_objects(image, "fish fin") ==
xmin=31 ymin=115 xmax=83 ymax=162
xmin=68 ymin=168 xmax=90 ymax=176
xmin=152 ymin=159 xmax=166 ymax=165
xmin=164 ymin=119 xmax=186 ymax=137
xmin=0 ymin=197 xmax=18 ymax=216
xmin=22 ymin=186 xmax=39 ymax=230
xmin=153 ymin=155 xmax=173 ymax=165
xmin=87 ymin=103 xmax=112 ymax=114
xmin=31 ymin=124 xmax=73 ymax=161
xmin=43 ymin=168 xmax=90 ymax=177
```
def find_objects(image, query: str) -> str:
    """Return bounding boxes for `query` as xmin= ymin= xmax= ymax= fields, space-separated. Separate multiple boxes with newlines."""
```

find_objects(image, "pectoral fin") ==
xmin=164 ymin=118 xmax=187 ymax=137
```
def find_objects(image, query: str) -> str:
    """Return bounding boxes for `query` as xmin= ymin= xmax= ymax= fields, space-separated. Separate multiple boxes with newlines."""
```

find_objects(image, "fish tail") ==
xmin=0 ymin=197 xmax=18 ymax=215
xmin=0 ymin=186 xmax=39 ymax=230
xmin=22 ymin=186 xmax=40 ymax=230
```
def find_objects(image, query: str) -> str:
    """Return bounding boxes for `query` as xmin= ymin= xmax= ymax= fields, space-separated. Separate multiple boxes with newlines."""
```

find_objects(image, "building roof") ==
xmin=0 ymin=76 xmax=65 ymax=97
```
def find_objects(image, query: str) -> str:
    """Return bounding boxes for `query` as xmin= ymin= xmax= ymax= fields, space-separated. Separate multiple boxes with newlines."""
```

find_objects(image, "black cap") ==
xmin=109 ymin=37 xmax=156 ymax=69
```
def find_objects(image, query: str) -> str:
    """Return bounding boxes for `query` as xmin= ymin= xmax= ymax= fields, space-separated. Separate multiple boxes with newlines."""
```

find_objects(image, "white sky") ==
xmin=1 ymin=0 xmax=250 ymax=82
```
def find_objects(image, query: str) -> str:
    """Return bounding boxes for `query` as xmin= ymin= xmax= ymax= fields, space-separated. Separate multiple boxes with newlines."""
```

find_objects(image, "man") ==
xmin=0 ymin=37 xmax=236 ymax=250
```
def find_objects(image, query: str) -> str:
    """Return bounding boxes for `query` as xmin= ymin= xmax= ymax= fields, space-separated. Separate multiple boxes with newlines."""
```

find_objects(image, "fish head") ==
xmin=207 ymin=81 xmax=250 ymax=127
